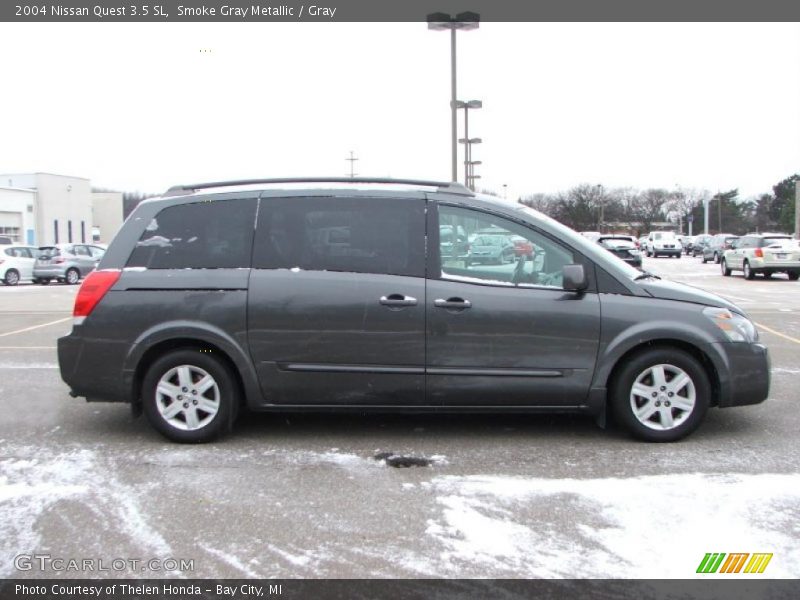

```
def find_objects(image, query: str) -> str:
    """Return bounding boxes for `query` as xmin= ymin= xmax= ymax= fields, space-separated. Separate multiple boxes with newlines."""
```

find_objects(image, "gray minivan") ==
xmin=58 ymin=178 xmax=770 ymax=443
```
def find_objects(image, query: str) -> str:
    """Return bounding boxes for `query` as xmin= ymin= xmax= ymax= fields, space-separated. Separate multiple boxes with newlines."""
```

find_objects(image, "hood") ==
xmin=638 ymin=278 xmax=746 ymax=316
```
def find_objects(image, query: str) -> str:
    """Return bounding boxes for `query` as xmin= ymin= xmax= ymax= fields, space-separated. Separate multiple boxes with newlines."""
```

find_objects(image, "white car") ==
xmin=645 ymin=231 xmax=682 ymax=258
xmin=1 ymin=245 xmax=40 ymax=286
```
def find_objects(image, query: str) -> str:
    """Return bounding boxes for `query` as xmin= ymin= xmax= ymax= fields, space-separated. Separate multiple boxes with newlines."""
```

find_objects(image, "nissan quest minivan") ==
xmin=58 ymin=178 xmax=770 ymax=443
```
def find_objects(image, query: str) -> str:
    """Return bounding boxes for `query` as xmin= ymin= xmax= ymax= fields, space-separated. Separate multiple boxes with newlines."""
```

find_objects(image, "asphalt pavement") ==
xmin=1 ymin=256 xmax=798 ymax=579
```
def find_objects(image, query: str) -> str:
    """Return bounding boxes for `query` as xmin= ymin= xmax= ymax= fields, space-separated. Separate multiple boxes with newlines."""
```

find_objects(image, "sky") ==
xmin=0 ymin=22 xmax=798 ymax=200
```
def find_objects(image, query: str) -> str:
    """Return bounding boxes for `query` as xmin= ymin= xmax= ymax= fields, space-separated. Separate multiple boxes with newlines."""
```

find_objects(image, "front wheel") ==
xmin=721 ymin=259 xmax=731 ymax=276
xmin=610 ymin=347 xmax=710 ymax=442
xmin=713 ymin=252 xmax=720 ymax=264
xmin=142 ymin=349 xmax=238 ymax=443
xmin=789 ymin=272 xmax=800 ymax=281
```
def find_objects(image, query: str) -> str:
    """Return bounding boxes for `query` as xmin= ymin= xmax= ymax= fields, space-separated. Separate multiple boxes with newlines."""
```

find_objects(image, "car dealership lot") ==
xmin=1 ymin=258 xmax=799 ymax=579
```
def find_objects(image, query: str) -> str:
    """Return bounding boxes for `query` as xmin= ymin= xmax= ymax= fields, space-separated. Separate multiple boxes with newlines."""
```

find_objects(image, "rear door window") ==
xmin=126 ymin=198 xmax=258 ymax=269
xmin=252 ymin=197 xmax=425 ymax=277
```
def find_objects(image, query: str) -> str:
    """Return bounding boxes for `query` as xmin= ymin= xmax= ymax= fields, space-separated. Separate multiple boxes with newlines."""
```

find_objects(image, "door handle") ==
xmin=434 ymin=297 xmax=472 ymax=310
xmin=379 ymin=294 xmax=418 ymax=307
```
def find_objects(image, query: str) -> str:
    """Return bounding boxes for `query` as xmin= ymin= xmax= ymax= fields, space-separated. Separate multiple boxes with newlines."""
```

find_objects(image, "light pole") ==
xmin=427 ymin=12 xmax=480 ymax=183
xmin=468 ymin=160 xmax=482 ymax=189
xmin=459 ymin=137 xmax=482 ymax=190
xmin=596 ymin=184 xmax=604 ymax=232
xmin=455 ymin=100 xmax=482 ymax=186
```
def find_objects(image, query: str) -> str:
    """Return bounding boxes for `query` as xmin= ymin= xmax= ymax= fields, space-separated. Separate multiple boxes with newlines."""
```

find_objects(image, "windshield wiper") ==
xmin=634 ymin=271 xmax=661 ymax=281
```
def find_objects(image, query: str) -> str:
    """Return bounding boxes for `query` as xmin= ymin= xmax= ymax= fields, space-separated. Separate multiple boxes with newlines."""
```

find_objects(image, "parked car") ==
xmin=702 ymin=234 xmax=738 ymax=264
xmin=33 ymin=243 xmax=106 ymax=284
xmin=597 ymin=235 xmax=643 ymax=268
xmin=721 ymin=233 xmax=799 ymax=280
xmin=468 ymin=233 xmax=516 ymax=265
xmin=0 ymin=245 xmax=40 ymax=285
xmin=579 ymin=231 xmax=601 ymax=242
xmin=645 ymin=231 xmax=682 ymax=258
xmin=689 ymin=234 xmax=713 ymax=257
xmin=439 ymin=224 xmax=469 ymax=262
xmin=678 ymin=236 xmax=692 ymax=254
xmin=638 ymin=235 xmax=648 ymax=249
xmin=58 ymin=177 xmax=769 ymax=444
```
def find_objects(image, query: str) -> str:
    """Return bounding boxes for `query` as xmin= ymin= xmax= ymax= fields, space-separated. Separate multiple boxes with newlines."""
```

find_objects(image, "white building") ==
xmin=0 ymin=173 xmax=98 ymax=246
xmin=91 ymin=191 xmax=124 ymax=243
xmin=0 ymin=186 xmax=37 ymax=244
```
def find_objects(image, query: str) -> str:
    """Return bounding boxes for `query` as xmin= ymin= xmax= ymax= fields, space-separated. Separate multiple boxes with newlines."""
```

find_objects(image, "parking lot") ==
xmin=1 ymin=255 xmax=799 ymax=579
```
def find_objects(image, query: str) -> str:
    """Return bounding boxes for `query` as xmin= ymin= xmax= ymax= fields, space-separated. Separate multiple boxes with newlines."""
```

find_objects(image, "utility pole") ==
xmin=795 ymin=180 xmax=800 ymax=239
xmin=346 ymin=151 xmax=358 ymax=178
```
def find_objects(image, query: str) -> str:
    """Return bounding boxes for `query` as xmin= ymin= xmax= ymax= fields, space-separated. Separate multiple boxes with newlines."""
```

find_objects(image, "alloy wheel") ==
xmin=155 ymin=365 xmax=220 ymax=431
xmin=629 ymin=363 xmax=696 ymax=431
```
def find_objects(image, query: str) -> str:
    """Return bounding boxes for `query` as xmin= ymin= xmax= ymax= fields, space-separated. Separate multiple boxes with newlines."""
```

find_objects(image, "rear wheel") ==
xmin=743 ymin=260 xmax=755 ymax=280
xmin=142 ymin=349 xmax=237 ymax=443
xmin=713 ymin=252 xmax=720 ymax=264
xmin=3 ymin=269 xmax=19 ymax=286
xmin=701 ymin=254 xmax=708 ymax=263
xmin=610 ymin=347 xmax=710 ymax=442
xmin=789 ymin=272 xmax=800 ymax=281
xmin=721 ymin=259 xmax=731 ymax=276
xmin=65 ymin=268 xmax=80 ymax=285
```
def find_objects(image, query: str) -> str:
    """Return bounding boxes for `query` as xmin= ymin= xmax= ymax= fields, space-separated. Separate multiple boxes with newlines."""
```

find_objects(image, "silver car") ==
xmin=33 ymin=243 xmax=106 ymax=285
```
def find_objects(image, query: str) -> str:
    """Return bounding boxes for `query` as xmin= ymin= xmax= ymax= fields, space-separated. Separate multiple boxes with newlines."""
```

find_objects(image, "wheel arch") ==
xmin=124 ymin=323 xmax=260 ymax=410
xmin=604 ymin=339 xmax=721 ymax=407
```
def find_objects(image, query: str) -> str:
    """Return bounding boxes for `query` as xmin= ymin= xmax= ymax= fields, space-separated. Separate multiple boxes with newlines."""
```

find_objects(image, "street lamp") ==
xmin=459 ymin=137 xmax=482 ymax=190
xmin=427 ymin=12 xmax=480 ymax=182
xmin=467 ymin=160 xmax=482 ymax=190
xmin=455 ymin=100 xmax=482 ymax=187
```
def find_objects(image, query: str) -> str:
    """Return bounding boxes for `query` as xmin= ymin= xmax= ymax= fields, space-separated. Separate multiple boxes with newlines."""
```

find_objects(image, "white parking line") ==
xmin=0 ymin=317 xmax=71 ymax=338
xmin=0 ymin=346 xmax=58 ymax=349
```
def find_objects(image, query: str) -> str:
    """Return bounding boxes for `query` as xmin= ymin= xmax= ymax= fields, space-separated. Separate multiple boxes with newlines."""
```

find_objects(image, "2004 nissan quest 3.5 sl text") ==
xmin=57 ymin=178 xmax=770 ymax=443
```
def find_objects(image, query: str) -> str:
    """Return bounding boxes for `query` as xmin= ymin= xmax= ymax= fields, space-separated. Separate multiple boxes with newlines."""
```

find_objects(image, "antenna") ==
xmin=346 ymin=151 xmax=358 ymax=178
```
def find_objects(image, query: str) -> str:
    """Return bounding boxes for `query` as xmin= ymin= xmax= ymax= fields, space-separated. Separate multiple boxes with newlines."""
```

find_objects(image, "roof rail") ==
xmin=163 ymin=177 xmax=474 ymax=197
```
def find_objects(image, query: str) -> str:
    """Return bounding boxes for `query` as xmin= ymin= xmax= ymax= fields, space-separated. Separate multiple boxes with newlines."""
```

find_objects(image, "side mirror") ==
xmin=563 ymin=264 xmax=588 ymax=292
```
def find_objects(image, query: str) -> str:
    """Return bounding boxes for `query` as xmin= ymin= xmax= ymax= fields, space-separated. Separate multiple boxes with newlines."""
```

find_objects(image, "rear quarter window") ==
xmin=126 ymin=198 xmax=258 ymax=269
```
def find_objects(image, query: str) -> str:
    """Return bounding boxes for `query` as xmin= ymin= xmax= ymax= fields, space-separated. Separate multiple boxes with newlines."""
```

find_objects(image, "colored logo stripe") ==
xmin=697 ymin=553 xmax=726 ymax=573
xmin=744 ymin=554 xmax=773 ymax=574
xmin=696 ymin=552 xmax=772 ymax=574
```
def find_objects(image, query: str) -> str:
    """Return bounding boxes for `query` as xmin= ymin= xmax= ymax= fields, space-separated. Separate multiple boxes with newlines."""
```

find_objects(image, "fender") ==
xmin=592 ymin=319 xmax=732 ymax=405
xmin=122 ymin=320 xmax=262 ymax=407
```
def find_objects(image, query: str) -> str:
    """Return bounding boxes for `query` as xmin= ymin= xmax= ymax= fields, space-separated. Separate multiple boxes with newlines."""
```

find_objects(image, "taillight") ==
xmin=53 ymin=257 xmax=65 ymax=264
xmin=73 ymin=269 xmax=121 ymax=325
xmin=754 ymin=248 xmax=763 ymax=258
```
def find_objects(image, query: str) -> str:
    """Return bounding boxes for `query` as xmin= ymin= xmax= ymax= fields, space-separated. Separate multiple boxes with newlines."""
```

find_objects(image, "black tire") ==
xmin=701 ymin=254 xmax=708 ymax=263
xmin=713 ymin=252 xmax=720 ymax=264
xmin=3 ymin=269 xmax=20 ymax=286
xmin=788 ymin=272 xmax=799 ymax=281
xmin=721 ymin=259 xmax=731 ymax=276
xmin=142 ymin=349 xmax=238 ymax=443
xmin=743 ymin=260 xmax=755 ymax=280
xmin=39 ymin=278 xmax=51 ymax=285
xmin=610 ymin=347 xmax=711 ymax=442
xmin=65 ymin=268 xmax=80 ymax=285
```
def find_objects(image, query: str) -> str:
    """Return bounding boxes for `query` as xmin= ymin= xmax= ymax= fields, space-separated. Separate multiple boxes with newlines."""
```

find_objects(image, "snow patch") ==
xmin=424 ymin=473 xmax=800 ymax=578
xmin=0 ymin=446 xmax=171 ymax=576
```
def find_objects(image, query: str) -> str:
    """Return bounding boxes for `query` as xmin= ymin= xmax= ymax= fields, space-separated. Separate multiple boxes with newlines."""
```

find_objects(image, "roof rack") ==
xmin=164 ymin=177 xmax=474 ymax=197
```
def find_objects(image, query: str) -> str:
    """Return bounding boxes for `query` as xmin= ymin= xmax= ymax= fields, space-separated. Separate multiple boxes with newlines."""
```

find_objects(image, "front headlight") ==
xmin=703 ymin=307 xmax=758 ymax=343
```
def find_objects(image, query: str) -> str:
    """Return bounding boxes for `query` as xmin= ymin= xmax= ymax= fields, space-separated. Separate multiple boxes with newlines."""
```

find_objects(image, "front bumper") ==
xmin=712 ymin=342 xmax=770 ymax=407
